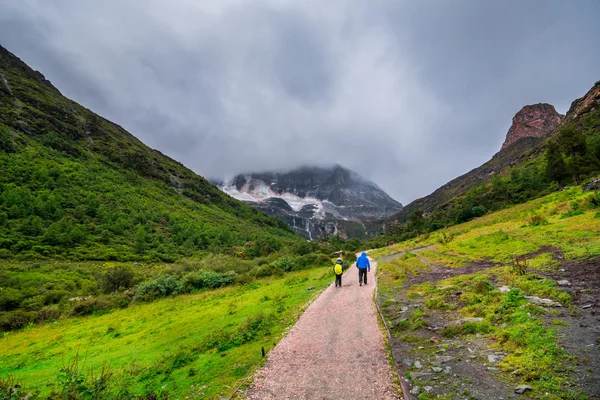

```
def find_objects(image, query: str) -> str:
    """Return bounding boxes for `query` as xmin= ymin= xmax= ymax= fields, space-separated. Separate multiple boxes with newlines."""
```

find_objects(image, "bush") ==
xmin=135 ymin=275 xmax=184 ymax=301
xmin=0 ymin=310 xmax=34 ymax=332
xmin=0 ymin=376 xmax=27 ymax=400
xmin=0 ymin=288 xmax=24 ymax=311
xmin=510 ymin=256 xmax=528 ymax=276
xmin=589 ymin=191 xmax=600 ymax=208
xmin=527 ymin=214 xmax=548 ymax=227
xmin=36 ymin=305 xmax=62 ymax=322
xmin=70 ymin=298 xmax=113 ymax=316
xmin=182 ymin=270 xmax=237 ymax=291
xmin=253 ymin=264 xmax=284 ymax=278
xmin=21 ymin=295 xmax=46 ymax=311
xmin=101 ymin=266 xmax=134 ymax=293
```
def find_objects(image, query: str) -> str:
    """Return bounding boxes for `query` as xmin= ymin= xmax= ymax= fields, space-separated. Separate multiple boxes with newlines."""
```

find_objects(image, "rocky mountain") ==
xmin=395 ymin=81 xmax=600 ymax=223
xmin=501 ymin=104 xmax=564 ymax=149
xmin=216 ymin=165 xmax=403 ymax=239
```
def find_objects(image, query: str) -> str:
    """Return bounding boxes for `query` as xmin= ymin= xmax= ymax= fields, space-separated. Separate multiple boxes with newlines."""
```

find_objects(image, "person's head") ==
xmin=361 ymin=252 xmax=367 ymax=257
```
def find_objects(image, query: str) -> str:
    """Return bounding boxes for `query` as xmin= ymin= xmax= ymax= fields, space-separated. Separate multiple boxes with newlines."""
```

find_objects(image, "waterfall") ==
xmin=305 ymin=219 xmax=313 ymax=241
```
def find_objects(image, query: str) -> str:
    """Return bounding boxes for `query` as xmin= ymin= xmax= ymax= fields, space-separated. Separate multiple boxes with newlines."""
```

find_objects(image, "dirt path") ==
xmin=245 ymin=259 xmax=399 ymax=400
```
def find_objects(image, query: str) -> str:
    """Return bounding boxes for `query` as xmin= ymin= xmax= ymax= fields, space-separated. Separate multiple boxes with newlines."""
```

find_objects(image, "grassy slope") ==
xmin=0 ymin=43 xmax=296 ymax=263
xmin=0 ymin=266 xmax=332 ymax=398
xmin=373 ymin=187 xmax=600 ymax=261
xmin=373 ymin=187 xmax=600 ymax=399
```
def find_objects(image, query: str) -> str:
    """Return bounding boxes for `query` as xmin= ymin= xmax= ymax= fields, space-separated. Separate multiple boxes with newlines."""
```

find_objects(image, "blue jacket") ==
xmin=356 ymin=252 xmax=370 ymax=270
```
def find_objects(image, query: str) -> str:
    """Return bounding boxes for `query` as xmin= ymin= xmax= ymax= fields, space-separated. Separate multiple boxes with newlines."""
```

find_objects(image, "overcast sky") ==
xmin=1 ymin=1 xmax=599 ymax=204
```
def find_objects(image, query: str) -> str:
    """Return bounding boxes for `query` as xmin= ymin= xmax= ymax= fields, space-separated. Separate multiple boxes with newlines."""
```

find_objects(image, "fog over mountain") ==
xmin=1 ymin=0 xmax=599 ymax=204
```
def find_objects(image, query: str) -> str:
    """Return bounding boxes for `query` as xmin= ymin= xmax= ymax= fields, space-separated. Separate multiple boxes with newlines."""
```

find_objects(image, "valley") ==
xmin=1 ymin=13 xmax=600 ymax=400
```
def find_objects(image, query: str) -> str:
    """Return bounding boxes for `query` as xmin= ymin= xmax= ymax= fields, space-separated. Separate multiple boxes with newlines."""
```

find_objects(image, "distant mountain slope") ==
xmin=216 ymin=165 xmax=403 ymax=239
xmin=395 ymin=87 xmax=599 ymax=223
xmin=0 ymin=44 xmax=297 ymax=261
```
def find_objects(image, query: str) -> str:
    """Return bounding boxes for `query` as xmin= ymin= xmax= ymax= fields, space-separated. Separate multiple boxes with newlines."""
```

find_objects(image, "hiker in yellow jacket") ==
xmin=333 ymin=257 xmax=344 ymax=287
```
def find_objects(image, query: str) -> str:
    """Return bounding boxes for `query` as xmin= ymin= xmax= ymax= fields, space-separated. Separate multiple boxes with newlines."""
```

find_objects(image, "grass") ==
xmin=372 ymin=187 xmax=600 ymax=399
xmin=377 ymin=252 xmax=428 ymax=298
xmin=404 ymin=267 xmax=573 ymax=396
xmin=400 ymin=187 xmax=600 ymax=264
xmin=0 ymin=266 xmax=332 ymax=398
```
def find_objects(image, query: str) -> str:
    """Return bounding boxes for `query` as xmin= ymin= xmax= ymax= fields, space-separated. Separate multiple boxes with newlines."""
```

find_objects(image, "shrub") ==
xmin=44 ymin=289 xmax=70 ymax=305
xmin=36 ymin=305 xmax=62 ymax=322
xmin=0 ymin=376 xmax=27 ymax=400
xmin=21 ymin=295 xmax=46 ymax=311
xmin=471 ymin=276 xmax=494 ymax=294
xmin=135 ymin=275 xmax=184 ymax=301
xmin=0 ymin=288 xmax=24 ymax=311
xmin=55 ymin=356 xmax=112 ymax=400
xmin=253 ymin=263 xmax=284 ymax=278
xmin=527 ymin=214 xmax=548 ymax=226
xmin=589 ymin=191 xmax=600 ymax=208
xmin=439 ymin=232 xmax=455 ymax=244
xmin=70 ymin=298 xmax=113 ymax=316
xmin=510 ymin=256 xmax=528 ymax=276
xmin=182 ymin=270 xmax=236 ymax=291
xmin=101 ymin=266 xmax=134 ymax=293
xmin=0 ymin=310 xmax=34 ymax=332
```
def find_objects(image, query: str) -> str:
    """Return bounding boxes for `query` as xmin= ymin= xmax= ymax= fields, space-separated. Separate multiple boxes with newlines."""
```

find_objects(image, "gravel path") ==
xmin=245 ymin=259 xmax=399 ymax=399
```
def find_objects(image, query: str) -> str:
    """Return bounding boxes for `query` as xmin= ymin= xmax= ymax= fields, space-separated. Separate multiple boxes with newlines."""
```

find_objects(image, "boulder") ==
xmin=583 ymin=178 xmax=600 ymax=192
xmin=525 ymin=296 xmax=561 ymax=307
xmin=515 ymin=385 xmax=533 ymax=394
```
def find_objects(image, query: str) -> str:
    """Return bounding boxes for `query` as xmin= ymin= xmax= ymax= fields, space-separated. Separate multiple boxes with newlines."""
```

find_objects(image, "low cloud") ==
xmin=1 ymin=0 xmax=599 ymax=203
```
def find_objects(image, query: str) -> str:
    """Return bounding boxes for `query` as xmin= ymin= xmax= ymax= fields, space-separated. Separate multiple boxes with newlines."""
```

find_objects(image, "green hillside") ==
xmin=0 ymin=45 xmax=360 ymax=335
xmin=0 ymin=44 xmax=296 ymax=263
xmin=373 ymin=187 xmax=600 ymax=399
xmin=388 ymin=81 xmax=600 ymax=243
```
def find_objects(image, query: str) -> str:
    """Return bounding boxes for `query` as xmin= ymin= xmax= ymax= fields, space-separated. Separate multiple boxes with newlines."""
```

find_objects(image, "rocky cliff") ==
xmin=393 ymin=81 xmax=600 ymax=224
xmin=565 ymin=82 xmax=600 ymax=122
xmin=501 ymin=104 xmax=564 ymax=150
xmin=216 ymin=165 xmax=403 ymax=239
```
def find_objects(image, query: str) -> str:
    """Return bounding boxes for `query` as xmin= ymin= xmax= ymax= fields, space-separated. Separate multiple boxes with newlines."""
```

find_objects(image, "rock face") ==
xmin=216 ymin=165 xmax=403 ymax=239
xmin=565 ymin=81 xmax=600 ymax=122
xmin=501 ymin=104 xmax=564 ymax=150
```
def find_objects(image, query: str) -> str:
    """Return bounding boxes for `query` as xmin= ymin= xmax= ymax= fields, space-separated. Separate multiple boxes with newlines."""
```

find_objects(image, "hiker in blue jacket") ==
xmin=356 ymin=252 xmax=370 ymax=286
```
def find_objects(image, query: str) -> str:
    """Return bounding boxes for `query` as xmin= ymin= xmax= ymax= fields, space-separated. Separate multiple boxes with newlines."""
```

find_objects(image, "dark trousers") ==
xmin=358 ymin=268 xmax=368 ymax=285
xmin=335 ymin=274 xmax=342 ymax=287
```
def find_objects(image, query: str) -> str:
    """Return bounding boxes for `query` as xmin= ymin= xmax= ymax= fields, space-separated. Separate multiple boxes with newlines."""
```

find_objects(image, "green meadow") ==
xmin=374 ymin=186 xmax=600 ymax=261
xmin=375 ymin=187 xmax=600 ymax=399
xmin=0 ymin=266 xmax=331 ymax=399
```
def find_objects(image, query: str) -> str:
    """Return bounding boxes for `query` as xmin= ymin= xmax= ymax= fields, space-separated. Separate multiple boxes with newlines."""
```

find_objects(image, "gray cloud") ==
xmin=1 ymin=0 xmax=599 ymax=204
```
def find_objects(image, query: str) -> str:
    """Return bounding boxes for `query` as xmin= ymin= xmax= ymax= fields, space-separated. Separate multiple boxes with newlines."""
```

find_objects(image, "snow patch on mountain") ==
xmin=221 ymin=179 xmax=330 ymax=218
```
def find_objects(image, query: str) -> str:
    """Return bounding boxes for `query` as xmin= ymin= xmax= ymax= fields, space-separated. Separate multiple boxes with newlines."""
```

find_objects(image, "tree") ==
xmin=134 ymin=224 xmax=147 ymax=254
xmin=557 ymin=126 xmax=593 ymax=185
xmin=545 ymin=140 xmax=569 ymax=184
xmin=101 ymin=266 xmax=134 ymax=293
xmin=408 ymin=209 xmax=425 ymax=233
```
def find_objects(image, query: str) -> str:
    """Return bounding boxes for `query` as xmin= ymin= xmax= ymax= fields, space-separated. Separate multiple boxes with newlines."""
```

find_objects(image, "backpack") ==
xmin=334 ymin=261 xmax=343 ymax=275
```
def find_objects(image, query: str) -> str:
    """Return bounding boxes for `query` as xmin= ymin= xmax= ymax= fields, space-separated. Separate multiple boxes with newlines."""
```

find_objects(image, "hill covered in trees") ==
xmin=0 ymin=44 xmax=358 ymax=335
xmin=0 ymin=44 xmax=299 ymax=263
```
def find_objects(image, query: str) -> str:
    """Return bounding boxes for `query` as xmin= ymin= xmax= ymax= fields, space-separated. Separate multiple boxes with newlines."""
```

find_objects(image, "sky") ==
xmin=1 ymin=0 xmax=599 ymax=205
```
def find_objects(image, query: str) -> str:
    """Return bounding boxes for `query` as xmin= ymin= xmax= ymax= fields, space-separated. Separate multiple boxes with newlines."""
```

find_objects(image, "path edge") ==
xmin=229 ymin=281 xmax=330 ymax=399
xmin=374 ymin=257 xmax=412 ymax=400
